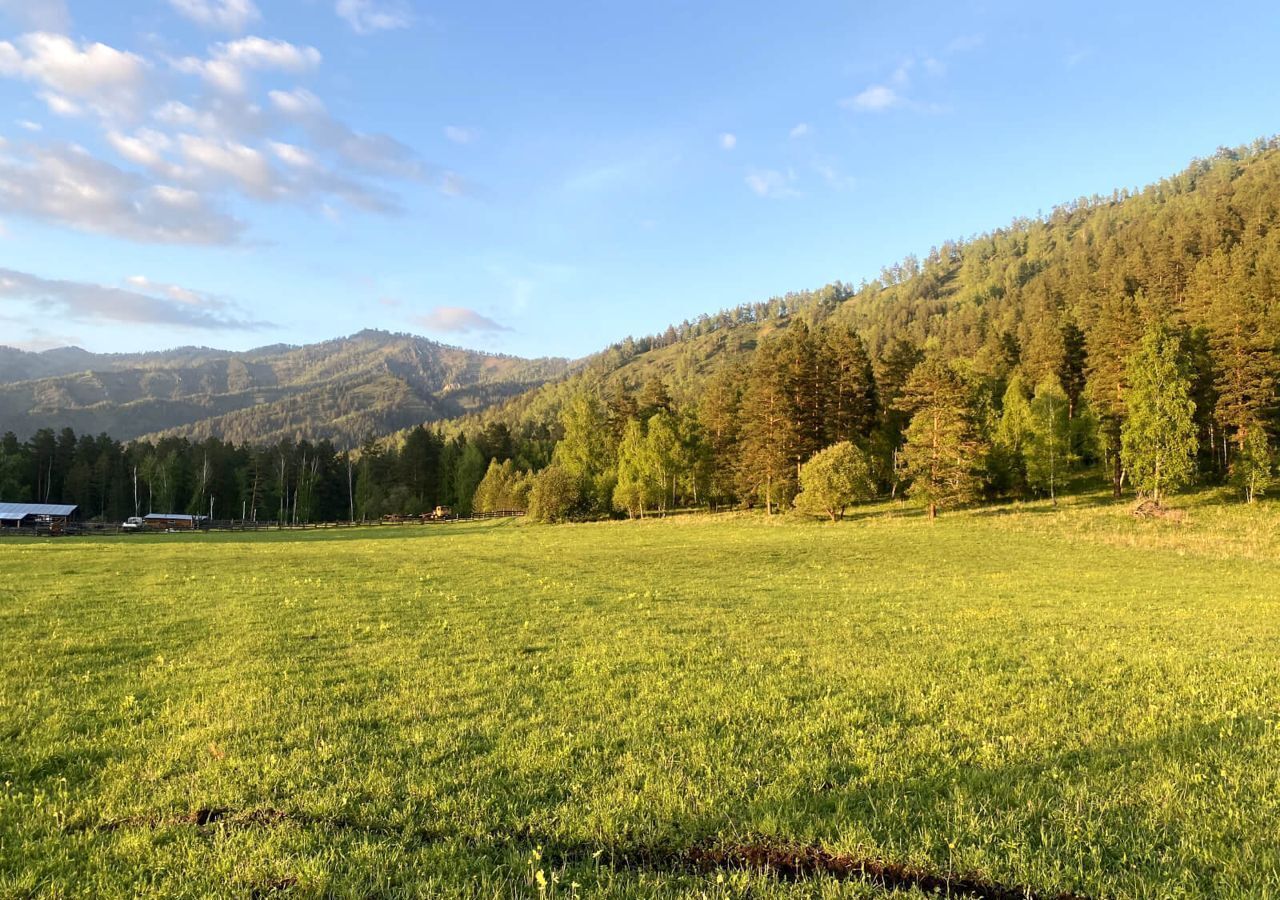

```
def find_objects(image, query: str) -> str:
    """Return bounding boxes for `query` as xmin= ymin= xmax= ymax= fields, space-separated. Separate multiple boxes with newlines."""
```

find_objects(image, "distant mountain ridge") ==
xmin=0 ymin=331 xmax=570 ymax=446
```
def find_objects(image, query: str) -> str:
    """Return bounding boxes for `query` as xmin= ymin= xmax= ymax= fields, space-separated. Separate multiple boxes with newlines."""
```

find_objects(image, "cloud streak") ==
xmin=0 ymin=267 xmax=268 ymax=329
xmin=167 ymin=0 xmax=260 ymax=32
xmin=335 ymin=0 xmax=411 ymax=35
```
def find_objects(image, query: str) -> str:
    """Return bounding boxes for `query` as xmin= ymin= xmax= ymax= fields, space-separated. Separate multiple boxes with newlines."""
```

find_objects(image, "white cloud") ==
xmin=843 ymin=84 xmax=900 ymax=112
xmin=789 ymin=123 xmax=810 ymax=139
xmin=0 ymin=266 xmax=265 ymax=329
xmin=0 ymin=19 xmax=437 ymax=240
xmin=415 ymin=306 xmax=511 ymax=334
xmin=745 ymin=168 xmax=798 ymax=199
xmin=268 ymin=140 xmax=314 ymax=169
xmin=106 ymin=128 xmax=174 ymax=170
xmin=0 ymin=142 xmax=243 ymax=244
xmin=167 ymin=0 xmax=260 ymax=32
xmin=0 ymin=33 xmax=149 ymax=119
xmin=0 ymin=0 xmax=70 ymax=33
xmin=267 ymin=86 xmax=325 ymax=117
xmin=443 ymin=125 xmax=475 ymax=144
xmin=271 ymin=86 xmax=422 ymax=179
xmin=719 ymin=132 xmax=736 ymax=150
xmin=336 ymin=0 xmax=412 ymax=35
xmin=17 ymin=119 xmax=42 ymax=132
xmin=39 ymin=90 xmax=81 ymax=116
xmin=177 ymin=133 xmax=275 ymax=196
xmin=172 ymin=36 xmax=321 ymax=94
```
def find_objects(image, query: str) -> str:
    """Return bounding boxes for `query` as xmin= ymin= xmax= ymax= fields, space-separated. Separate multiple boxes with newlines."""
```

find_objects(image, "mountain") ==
xmin=0 ymin=331 xmax=569 ymax=446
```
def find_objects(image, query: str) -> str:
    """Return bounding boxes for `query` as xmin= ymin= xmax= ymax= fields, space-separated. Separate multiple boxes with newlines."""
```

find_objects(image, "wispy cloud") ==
xmin=841 ymin=48 xmax=959 ymax=115
xmin=444 ymin=125 xmax=476 ymax=145
xmin=0 ymin=0 xmax=71 ymax=33
xmin=843 ymin=84 xmax=900 ymax=112
xmin=171 ymin=36 xmax=321 ymax=94
xmin=415 ymin=306 xmax=512 ymax=334
xmin=789 ymin=123 xmax=810 ymax=139
xmin=335 ymin=0 xmax=412 ymax=35
xmin=719 ymin=132 xmax=737 ymax=150
xmin=167 ymin=0 xmax=260 ymax=33
xmin=0 ymin=266 xmax=268 ymax=329
xmin=745 ymin=167 xmax=798 ymax=199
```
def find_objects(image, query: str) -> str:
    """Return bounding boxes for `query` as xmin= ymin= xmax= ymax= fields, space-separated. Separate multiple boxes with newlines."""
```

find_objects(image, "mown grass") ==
xmin=3 ymin=494 xmax=1280 ymax=898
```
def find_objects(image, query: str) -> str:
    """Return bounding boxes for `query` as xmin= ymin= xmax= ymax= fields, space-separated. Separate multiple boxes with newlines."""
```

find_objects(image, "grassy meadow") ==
xmin=3 ymin=495 xmax=1280 ymax=898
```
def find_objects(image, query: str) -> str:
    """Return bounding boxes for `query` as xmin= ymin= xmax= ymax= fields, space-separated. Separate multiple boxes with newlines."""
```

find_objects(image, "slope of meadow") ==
xmin=3 ymin=498 xmax=1280 ymax=897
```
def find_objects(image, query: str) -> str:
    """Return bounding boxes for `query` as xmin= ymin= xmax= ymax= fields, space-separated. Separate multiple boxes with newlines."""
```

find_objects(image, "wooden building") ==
xmin=143 ymin=513 xmax=207 ymax=531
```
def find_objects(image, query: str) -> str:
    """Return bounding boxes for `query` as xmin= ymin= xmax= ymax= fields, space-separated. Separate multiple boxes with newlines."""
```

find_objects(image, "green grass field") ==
xmin=4 ymin=494 xmax=1280 ymax=898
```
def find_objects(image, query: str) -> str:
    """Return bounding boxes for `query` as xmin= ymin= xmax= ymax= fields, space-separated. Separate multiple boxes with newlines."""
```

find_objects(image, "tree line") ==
xmin=508 ymin=307 xmax=1271 ymax=522
xmin=0 ymin=422 xmax=539 ymax=523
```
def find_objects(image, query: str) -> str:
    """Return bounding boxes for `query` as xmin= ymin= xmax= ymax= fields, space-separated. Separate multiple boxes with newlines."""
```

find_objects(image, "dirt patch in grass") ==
xmin=686 ymin=839 xmax=1089 ymax=899
xmin=87 ymin=812 xmax=1089 ymax=898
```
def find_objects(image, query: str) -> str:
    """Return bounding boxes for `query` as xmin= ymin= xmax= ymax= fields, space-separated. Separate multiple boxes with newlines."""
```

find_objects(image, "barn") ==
xmin=0 ymin=502 xmax=80 ymax=529
xmin=143 ymin=513 xmax=207 ymax=530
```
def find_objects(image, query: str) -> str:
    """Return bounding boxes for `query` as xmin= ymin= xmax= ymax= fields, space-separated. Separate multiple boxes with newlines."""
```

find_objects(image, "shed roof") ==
xmin=0 ymin=501 xmax=79 ymax=518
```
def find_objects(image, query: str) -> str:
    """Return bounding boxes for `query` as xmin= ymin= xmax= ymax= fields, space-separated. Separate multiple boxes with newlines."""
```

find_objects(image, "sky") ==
xmin=0 ymin=0 xmax=1278 ymax=359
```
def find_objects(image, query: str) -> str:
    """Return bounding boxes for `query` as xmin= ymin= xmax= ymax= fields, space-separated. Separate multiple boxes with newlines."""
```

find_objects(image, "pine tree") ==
xmin=896 ymin=359 xmax=987 ymax=518
xmin=1057 ymin=320 xmax=1088 ymax=418
xmin=822 ymin=324 xmax=879 ymax=444
xmin=1121 ymin=324 xmax=1199 ymax=503
xmin=778 ymin=321 xmax=825 ymax=477
xmin=737 ymin=338 xmax=799 ymax=513
xmin=697 ymin=367 xmax=742 ymax=507
xmin=1085 ymin=290 xmax=1142 ymax=496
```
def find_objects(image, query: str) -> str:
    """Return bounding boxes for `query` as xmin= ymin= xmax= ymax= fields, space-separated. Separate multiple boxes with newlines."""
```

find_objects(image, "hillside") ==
xmin=0 ymin=331 xmax=569 ymax=446
xmin=440 ymin=138 xmax=1280 ymax=443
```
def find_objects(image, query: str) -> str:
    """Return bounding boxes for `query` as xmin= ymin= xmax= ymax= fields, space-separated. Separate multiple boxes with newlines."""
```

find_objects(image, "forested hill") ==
xmin=440 ymin=137 xmax=1280 ymax=444
xmin=0 ymin=331 xmax=569 ymax=447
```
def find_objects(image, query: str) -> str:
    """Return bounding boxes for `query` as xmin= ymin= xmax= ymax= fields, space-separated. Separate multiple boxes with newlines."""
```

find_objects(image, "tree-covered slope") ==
xmin=445 ymin=138 xmax=1280 ymax=446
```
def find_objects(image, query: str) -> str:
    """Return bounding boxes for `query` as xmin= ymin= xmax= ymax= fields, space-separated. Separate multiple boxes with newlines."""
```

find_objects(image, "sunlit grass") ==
xmin=3 ymin=495 xmax=1280 ymax=897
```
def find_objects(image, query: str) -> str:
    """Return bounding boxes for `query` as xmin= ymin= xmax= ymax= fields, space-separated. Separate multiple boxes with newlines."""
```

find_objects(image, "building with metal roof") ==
xmin=0 ymin=502 xmax=80 ymax=526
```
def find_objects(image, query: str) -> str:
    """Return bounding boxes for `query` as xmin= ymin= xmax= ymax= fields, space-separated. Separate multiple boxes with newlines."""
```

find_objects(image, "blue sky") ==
xmin=0 ymin=0 xmax=1277 ymax=359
